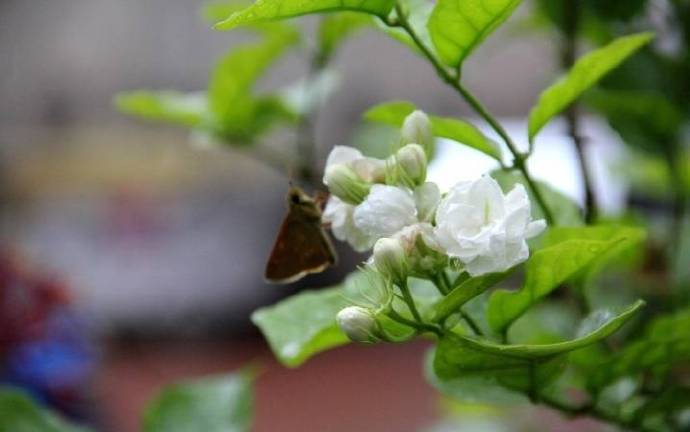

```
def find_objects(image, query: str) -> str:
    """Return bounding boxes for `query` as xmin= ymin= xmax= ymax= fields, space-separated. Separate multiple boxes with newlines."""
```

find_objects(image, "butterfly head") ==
xmin=287 ymin=186 xmax=321 ymax=219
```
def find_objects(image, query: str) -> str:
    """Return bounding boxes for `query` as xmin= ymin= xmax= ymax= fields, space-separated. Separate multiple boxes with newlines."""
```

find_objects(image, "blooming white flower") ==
xmin=434 ymin=176 xmax=546 ymax=276
xmin=353 ymin=185 xmax=418 ymax=240
xmin=323 ymin=196 xmax=372 ymax=252
xmin=323 ymin=146 xmax=385 ymax=184
xmin=336 ymin=306 xmax=380 ymax=343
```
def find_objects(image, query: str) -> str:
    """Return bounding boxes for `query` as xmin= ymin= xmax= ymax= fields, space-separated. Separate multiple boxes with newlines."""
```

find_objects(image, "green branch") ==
xmin=388 ymin=2 xmax=555 ymax=225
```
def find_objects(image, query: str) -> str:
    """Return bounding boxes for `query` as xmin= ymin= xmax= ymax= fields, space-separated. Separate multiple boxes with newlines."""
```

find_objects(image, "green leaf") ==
xmin=463 ymin=301 xmax=644 ymax=359
xmin=487 ymin=236 xmax=626 ymax=334
xmin=0 ymin=388 xmax=93 ymax=432
xmin=364 ymin=101 xmax=501 ymax=159
xmin=541 ymin=225 xmax=646 ymax=287
xmin=491 ymin=170 xmax=583 ymax=226
xmin=434 ymin=301 xmax=643 ymax=393
xmin=114 ymin=91 xmax=207 ymax=128
xmin=527 ymin=32 xmax=654 ymax=141
xmin=143 ymin=372 xmax=253 ymax=432
xmin=433 ymin=335 xmax=567 ymax=392
xmin=428 ymin=0 xmax=524 ymax=68
xmin=252 ymin=286 xmax=350 ymax=368
xmin=202 ymin=0 xmax=252 ymax=23
xmin=432 ymin=271 xmax=510 ymax=323
xmin=214 ymin=0 xmax=396 ymax=30
xmin=208 ymin=33 xmax=297 ymax=133
xmin=424 ymin=348 xmax=529 ymax=404
xmin=588 ymin=307 xmax=690 ymax=389
xmin=374 ymin=0 xmax=435 ymax=55
xmin=317 ymin=13 xmax=371 ymax=63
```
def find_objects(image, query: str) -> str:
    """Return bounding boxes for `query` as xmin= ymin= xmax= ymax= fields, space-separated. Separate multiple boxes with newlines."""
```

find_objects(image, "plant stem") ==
xmin=562 ymin=0 xmax=598 ymax=223
xmin=295 ymin=48 xmax=327 ymax=187
xmin=459 ymin=310 xmax=483 ymax=336
xmin=388 ymin=308 xmax=443 ymax=337
xmin=398 ymin=280 xmax=423 ymax=323
xmin=390 ymin=2 xmax=555 ymax=225
xmin=663 ymin=142 xmax=688 ymax=262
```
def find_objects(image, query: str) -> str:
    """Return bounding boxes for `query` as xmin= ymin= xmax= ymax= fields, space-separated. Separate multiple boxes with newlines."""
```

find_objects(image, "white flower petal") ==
xmin=353 ymin=185 xmax=417 ymax=240
xmin=525 ymin=219 xmax=547 ymax=239
xmin=414 ymin=182 xmax=441 ymax=223
xmin=323 ymin=196 xmax=372 ymax=252
xmin=434 ymin=175 xmax=542 ymax=275
xmin=325 ymin=146 xmax=363 ymax=169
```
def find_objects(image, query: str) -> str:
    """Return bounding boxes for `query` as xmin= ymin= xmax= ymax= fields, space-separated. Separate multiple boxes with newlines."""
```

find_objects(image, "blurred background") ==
xmin=0 ymin=0 xmax=684 ymax=431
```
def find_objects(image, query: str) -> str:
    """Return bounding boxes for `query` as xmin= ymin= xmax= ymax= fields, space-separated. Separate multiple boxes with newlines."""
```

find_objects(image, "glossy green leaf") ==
xmin=487 ymin=237 xmax=626 ymax=334
xmin=114 ymin=91 xmax=207 ymax=128
xmin=364 ymin=101 xmax=501 ymax=159
xmin=492 ymin=170 xmax=583 ymax=226
xmin=143 ymin=372 xmax=253 ymax=432
xmin=428 ymin=0 xmax=524 ymax=67
xmin=202 ymin=0 xmax=252 ymax=23
xmin=214 ymin=0 xmax=396 ymax=30
xmin=433 ymin=336 xmax=567 ymax=392
xmin=542 ymin=225 xmax=646 ymax=287
xmin=527 ymin=32 xmax=654 ymax=141
xmin=435 ymin=301 xmax=643 ymax=387
xmin=252 ymin=286 xmax=351 ymax=368
xmin=432 ymin=271 xmax=510 ymax=323
xmin=0 ymin=388 xmax=93 ymax=432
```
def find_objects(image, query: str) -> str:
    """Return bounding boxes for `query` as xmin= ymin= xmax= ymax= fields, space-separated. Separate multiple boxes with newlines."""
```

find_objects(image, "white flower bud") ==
xmin=373 ymin=237 xmax=408 ymax=285
xmin=395 ymin=144 xmax=427 ymax=186
xmin=324 ymin=165 xmax=371 ymax=205
xmin=401 ymin=110 xmax=433 ymax=157
xmin=336 ymin=306 xmax=380 ymax=343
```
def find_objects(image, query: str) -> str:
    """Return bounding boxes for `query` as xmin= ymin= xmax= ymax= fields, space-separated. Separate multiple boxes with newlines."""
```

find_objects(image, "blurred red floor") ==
xmin=92 ymin=338 xmax=439 ymax=432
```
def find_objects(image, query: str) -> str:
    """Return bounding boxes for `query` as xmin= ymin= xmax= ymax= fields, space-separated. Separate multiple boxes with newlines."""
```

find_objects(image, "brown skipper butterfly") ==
xmin=264 ymin=186 xmax=337 ymax=284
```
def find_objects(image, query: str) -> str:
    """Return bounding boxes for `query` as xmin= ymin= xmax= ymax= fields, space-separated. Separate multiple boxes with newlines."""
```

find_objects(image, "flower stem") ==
xmin=387 ymin=308 xmax=443 ymax=337
xmin=398 ymin=280 xmax=423 ymax=323
xmin=389 ymin=2 xmax=555 ymax=225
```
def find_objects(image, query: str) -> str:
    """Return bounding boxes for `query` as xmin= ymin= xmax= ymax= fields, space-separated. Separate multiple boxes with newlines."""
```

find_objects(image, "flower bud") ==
xmin=401 ymin=110 xmax=433 ymax=157
xmin=324 ymin=165 xmax=371 ymax=205
xmin=373 ymin=237 xmax=409 ymax=285
xmin=336 ymin=306 xmax=380 ymax=343
xmin=395 ymin=144 xmax=427 ymax=186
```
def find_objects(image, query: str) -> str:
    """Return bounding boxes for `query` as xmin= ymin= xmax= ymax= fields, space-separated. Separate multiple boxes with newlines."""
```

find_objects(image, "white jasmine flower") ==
xmin=353 ymin=185 xmax=418 ymax=240
xmin=323 ymin=145 xmax=385 ymax=184
xmin=323 ymin=196 xmax=372 ymax=252
xmin=434 ymin=176 xmax=546 ymax=276
xmin=336 ymin=306 xmax=380 ymax=343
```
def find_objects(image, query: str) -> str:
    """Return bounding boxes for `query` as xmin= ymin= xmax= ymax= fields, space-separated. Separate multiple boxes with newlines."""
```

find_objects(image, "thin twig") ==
xmin=562 ymin=0 xmax=598 ymax=223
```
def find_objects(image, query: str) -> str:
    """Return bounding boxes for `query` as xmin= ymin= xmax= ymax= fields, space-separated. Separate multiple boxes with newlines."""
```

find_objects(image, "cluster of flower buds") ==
xmin=325 ymin=110 xmax=546 ymax=342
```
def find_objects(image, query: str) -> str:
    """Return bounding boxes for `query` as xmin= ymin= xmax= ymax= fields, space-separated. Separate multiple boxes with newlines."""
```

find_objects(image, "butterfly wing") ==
xmin=264 ymin=209 xmax=337 ymax=284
